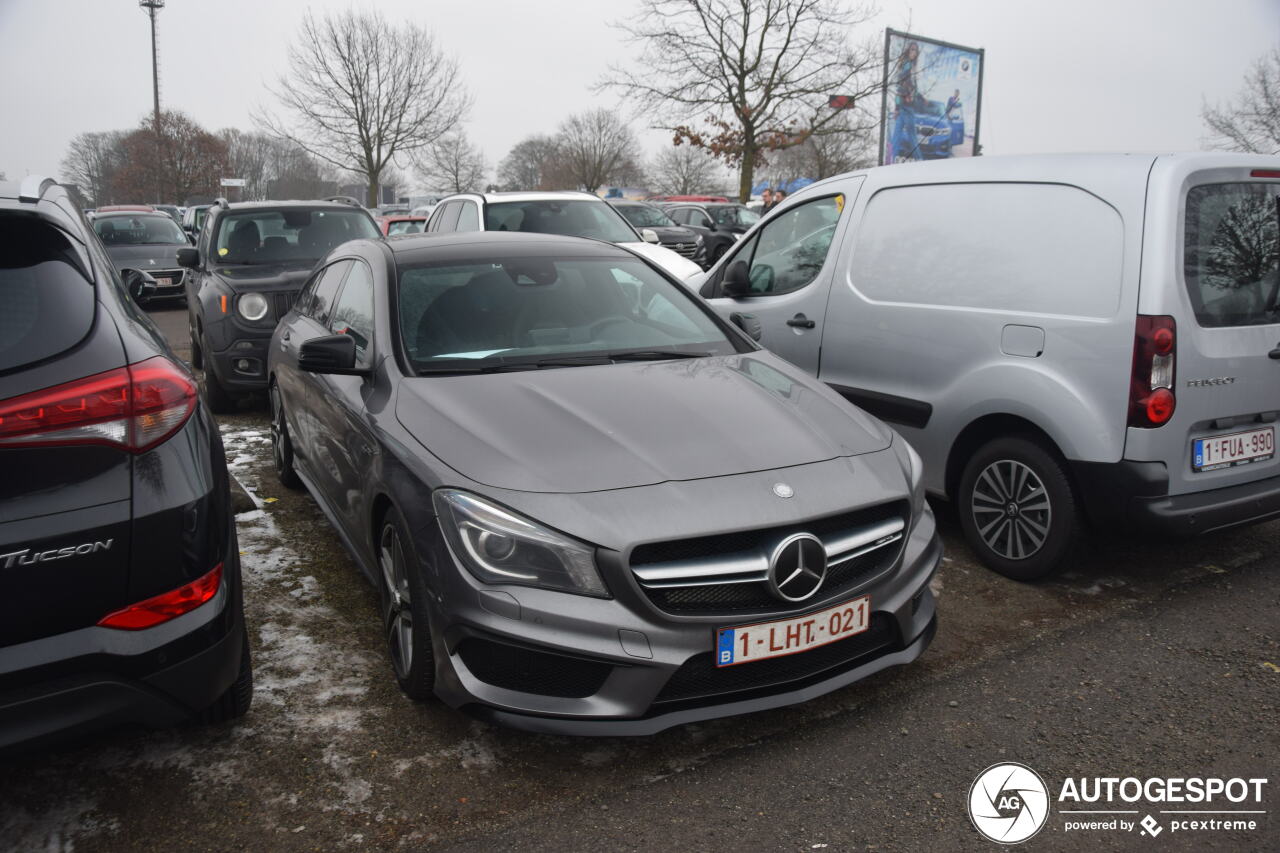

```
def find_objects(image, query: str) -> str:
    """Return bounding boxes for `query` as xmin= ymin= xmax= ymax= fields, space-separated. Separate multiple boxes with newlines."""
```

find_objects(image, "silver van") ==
xmin=696 ymin=153 xmax=1280 ymax=579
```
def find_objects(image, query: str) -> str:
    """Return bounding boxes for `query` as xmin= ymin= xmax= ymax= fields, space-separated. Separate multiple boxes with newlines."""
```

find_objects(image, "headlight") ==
xmin=237 ymin=292 xmax=269 ymax=322
xmin=433 ymin=490 xmax=609 ymax=598
xmin=892 ymin=434 xmax=927 ymax=520
xmin=695 ymin=234 xmax=704 ymax=245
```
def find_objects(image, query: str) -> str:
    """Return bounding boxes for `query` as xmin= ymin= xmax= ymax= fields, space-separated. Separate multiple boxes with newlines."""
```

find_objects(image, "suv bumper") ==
xmin=1071 ymin=460 xmax=1280 ymax=535
xmin=208 ymin=334 xmax=271 ymax=392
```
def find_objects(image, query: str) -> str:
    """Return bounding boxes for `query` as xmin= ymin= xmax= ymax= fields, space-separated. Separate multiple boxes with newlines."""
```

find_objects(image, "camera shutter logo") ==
xmin=968 ymin=763 xmax=1050 ymax=844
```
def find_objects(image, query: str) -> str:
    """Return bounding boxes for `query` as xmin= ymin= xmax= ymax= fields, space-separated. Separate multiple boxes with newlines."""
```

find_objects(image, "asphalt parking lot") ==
xmin=1 ymin=305 xmax=1276 ymax=852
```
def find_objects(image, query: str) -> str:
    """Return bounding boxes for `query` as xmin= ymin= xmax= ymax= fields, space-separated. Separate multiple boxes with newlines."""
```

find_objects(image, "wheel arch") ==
xmin=944 ymin=414 xmax=1072 ymax=501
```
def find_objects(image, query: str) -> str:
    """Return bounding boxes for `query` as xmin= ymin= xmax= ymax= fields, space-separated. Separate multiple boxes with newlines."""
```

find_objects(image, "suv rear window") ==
xmin=0 ymin=218 xmax=94 ymax=373
xmin=1184 ymin=183 xmax=1280 ymax=328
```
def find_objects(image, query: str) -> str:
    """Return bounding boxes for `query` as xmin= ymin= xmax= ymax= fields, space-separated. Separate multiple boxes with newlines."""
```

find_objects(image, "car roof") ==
xmin=212 ymin=199 xmax=369 ymax=212
xmin=92 ymin=210 xmax=174 ymax=219
xmin=441 ymin=191 xmax=603 ymax=205
xmin=383 ymin=230 xmax=635 ymax=264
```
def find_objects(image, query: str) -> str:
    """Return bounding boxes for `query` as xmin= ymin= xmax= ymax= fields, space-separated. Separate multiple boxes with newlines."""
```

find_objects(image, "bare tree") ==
xmin=603 ymin=0 xmax=881 ymax=201
xmin=221 ymin=130 xmax=337 ymax=200
xmin=112 ymin=111 xmax=228 ymax=203
xmin=760 ymin=113 xmax=876 ymax=187
xmin=258 ymin=9 xmax=471 ymax=206
xmin=61 ymin=131 xmax=125 ymax=206
xmin=498 ymin=134 xmax=560 ymax=190
xmin=649 ymin=145 xmax=724 ymax=195
xmin=553 ymin=109 xmax=646 ymax=193
xmin=1202 ymin=47 xmax=1280 ymax=154
xmin=425 ymin=131 xmax=488 ymax=193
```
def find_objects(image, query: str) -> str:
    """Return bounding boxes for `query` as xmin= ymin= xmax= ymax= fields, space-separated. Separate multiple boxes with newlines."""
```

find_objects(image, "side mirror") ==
xmin=722 ymin=260 xmax=752 ymax=297
xmin=640 ymin=228 xmax=660 ymax=244
xmin=299 ymin=334 xmax=367 ymax=376
xmin=730 ymin=312 xmax=763 ymax=342
xmin=176 ymin=247 xmax=199 ymax=269
xmin=127 ymin=270 xmax=157 ymax=303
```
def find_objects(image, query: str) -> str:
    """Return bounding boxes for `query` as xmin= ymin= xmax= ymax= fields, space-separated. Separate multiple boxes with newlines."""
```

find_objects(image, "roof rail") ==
xmin=214 ymin=197 xmax=231 ymax=209
xmin=326 ymin=195 xmax=363 ymax=207
xmin=19 ymin=175 xmax=57 ymax=203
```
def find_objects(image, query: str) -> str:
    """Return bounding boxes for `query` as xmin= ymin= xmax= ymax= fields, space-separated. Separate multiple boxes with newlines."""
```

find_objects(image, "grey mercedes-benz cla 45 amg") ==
xmin=267 ymin=231 xmax=940 ymax=734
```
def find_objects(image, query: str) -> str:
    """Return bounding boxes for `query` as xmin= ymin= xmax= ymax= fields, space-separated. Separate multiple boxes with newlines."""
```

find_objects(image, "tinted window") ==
xmin=483 ymin=201 xmax=636 ymax=243
xmin=456 ymin=203 xmax=480 ymax=232
xmin=387 ymin=219 xmax=424 ymax=235
xmin=615 ymin=204 xmax=675 ymax=228
xmin=397 ymin=255 xmax=733 ymax=369
xmin=330 ymin=262 xmax=375 ymax=355
xmin=852 ymin=183 xmax=1123 ymax=318
xmin=93 ymin=213 xmax=186 ymax=246
xmin=1185 ymin=183 xmax=1280 ymax=328
xmin=309 ymin=260 xmax=351 ymax=325
xmin=709 ymin=205 xmax=760 ymax=227
xmin=212 ymin=208 xmax=378 ymax=265
xmin=435 ymin=202 xmax=462 ymax=232
xmin=0 ymin=218 xmax=95 ymax=372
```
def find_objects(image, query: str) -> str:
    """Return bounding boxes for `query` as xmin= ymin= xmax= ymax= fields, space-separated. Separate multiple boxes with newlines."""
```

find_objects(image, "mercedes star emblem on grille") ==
xmin=773 ymin=483 xmax=794 ymax=498
xmin=767 ymin=533 xmax=827 ymax=602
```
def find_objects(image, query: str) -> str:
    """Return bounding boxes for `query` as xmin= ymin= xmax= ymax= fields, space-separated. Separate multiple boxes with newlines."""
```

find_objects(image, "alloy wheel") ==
xmin=969 ymin=459 xmax=1052 ymax=561
xmin=379 ymin=523 xmax=414 ymax=679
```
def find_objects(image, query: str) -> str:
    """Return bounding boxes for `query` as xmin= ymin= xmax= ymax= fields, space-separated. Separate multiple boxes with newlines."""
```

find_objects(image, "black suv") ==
xmin=607 ymin=199 xmax=708 ymax=268
xmin=0 ymin=177 xmax=250 ymax=753
xmin=658 ymin=202 xmax=761 ymax=265
xmin=180 ymin=198 xmax=380 ymax=412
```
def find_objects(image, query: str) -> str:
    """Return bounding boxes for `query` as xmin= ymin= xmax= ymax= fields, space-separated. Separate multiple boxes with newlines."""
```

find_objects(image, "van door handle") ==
xmin=787 ymin=314 xmax=816 ymax=329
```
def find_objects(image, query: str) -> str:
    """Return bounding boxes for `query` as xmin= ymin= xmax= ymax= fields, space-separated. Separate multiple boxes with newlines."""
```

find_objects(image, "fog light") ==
xmin=233 ymin=340 xmax=255 ymax=350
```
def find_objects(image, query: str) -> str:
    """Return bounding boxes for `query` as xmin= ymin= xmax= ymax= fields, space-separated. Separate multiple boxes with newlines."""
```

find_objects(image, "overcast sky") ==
xmin=1 ymin=0 xmax=1276 ymax=188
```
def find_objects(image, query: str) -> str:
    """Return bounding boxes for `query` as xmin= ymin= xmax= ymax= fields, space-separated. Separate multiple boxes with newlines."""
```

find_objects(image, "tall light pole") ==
xmin=140 ymin=0 xmax=165 ymax=202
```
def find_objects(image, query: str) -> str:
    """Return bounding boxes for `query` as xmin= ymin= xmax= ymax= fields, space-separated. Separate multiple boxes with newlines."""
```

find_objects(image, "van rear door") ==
xmin=1130 ymin=158 xmax=1280 ymax=498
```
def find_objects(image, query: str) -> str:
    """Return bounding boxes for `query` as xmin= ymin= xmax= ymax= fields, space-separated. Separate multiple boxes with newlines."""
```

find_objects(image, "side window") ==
xmin=735 ymin=195 xmax=845 ymax=296
xmin=433 ymin=202 xmax=463 ymax=232
xmin=329 ymin=261 xmax=375 ymax=357
xmin=456 ymin=202 xmax=480 ymax=232
xmin=294 ymin=269 xmax=323 ymax=317
xmin=310 ymin=260 xmax=352 ymax=325
xmin=693 ymin=210 xmax=714 ymax=229
xmin=668 ymin=208 xmax=687 ymax=225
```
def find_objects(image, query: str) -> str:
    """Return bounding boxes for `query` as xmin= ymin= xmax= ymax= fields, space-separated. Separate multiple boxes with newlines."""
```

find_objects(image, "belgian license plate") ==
xmin=156 ymin=277 xmax=172 ymax=287
xmin=715 ymin=596 xmax=870 ymax=667
xmin=1193 ymin=427 xmax=1275 ymax=472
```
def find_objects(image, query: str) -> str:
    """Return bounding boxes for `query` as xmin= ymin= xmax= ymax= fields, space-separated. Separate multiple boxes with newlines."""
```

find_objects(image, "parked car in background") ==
xmin=96 ymin=204 xmax=155 ymax=214
xmin=648 ymin=195 xmax=731 ymax=203
xmin=697 ymin=152 xmax=1280 ymax=579
xmin=0 ymin=176 xmax=251 ymax=753
xmin=425 ymin=191 xmax=704 ymax=282
xmin=607 ymin=199 xmax=707 ymax=268
xmin=182 ymin=203 xmax=212 ymax=240
xmin=660 ymin=202 xmax=761 ymax=265
xmin=377 ymin=215 xmax=428 ymax=236
xmin=153 ymin=203 xmax=183 ymax=223
xmin=92 ymin=209 xmax=193 ymax=304
xmin=266 ymin=230 xmax=939 ymax=733
xmin=914 ymin=99 xmax=964 ymax=160
xmin=180 ymin=197 xmax=380 ymax=412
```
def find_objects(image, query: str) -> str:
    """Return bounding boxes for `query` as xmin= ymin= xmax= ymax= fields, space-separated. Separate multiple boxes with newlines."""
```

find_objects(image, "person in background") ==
xmin=760 ymin=188 xmax=775 ymax=211
xmin=770 ymin=188 xmax=788 ymax=211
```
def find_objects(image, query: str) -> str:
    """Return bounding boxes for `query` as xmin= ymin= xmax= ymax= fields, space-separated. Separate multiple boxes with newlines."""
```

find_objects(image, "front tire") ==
xmin=203 ymin=348 xmax=238 ymax=414
xmin=189 ymin=326 xmax=204 ymax=369
xmin=957 ymin=436 xmax=1078 ymax=581
xmin=269 ymin=383 xmax=302 ymax=489
xmin=377 ymin=509 xmax=436 ymax=701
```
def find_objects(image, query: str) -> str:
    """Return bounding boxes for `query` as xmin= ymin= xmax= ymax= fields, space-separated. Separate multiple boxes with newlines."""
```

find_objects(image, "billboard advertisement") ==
xmin=879 ymin=29 xmax=984 ymax=165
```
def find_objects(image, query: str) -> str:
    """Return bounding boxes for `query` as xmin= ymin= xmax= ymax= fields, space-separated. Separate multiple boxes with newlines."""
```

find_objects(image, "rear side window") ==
xmin=0 ymin=218 xmax=94 ymax=373
xmin=1184 ymin=183 xmax=1279 ymax=328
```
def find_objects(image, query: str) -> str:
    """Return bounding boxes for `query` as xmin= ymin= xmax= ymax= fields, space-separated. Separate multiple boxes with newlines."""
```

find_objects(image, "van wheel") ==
xmin=199 ymin=630 xmax=253 ymax=724
xmin=957 ymin=436 xmax=1078 ymax=581
xmin=377 ymin=508 xmax=436 ymax=701
xmin=269 ymin=383 xmax=302 ymax=490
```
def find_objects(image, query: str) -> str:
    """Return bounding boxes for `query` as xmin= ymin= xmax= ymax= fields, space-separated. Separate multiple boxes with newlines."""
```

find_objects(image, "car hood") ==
xmin=647 ymin=225 xmax=700 ymax=244
xmin=619 ymin=241 xmax=704 ymax=283
xmin=212 ymin=262 xmax=317 ymax=288
xmin=103 ymin=244 xmax=188 ymax=270
xmin=395 ymin=353 xmax=891 ymax=494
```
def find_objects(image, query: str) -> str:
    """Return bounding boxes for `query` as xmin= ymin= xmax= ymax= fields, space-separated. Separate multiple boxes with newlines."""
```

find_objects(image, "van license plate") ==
xmin=715 ymin=596 xmax=870 ymax=667
xmin=1193 ymin=427 xmax=1274 ymax=472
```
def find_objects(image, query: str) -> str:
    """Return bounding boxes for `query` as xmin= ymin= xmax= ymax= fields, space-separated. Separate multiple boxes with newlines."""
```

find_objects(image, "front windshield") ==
xmin=615 ymin=204 xmax=675 ymax=228
xmin=94 ymin=214 xmax=187 ymax=246
xmin=213 ymin=208 xmax=379 ymax=265
xmin=483 ymin=201 xmax=638 ymax=244
xmin=398 ymin=255 xmax=736 ymax=373
xmin=710 ymin=205 xmax=760 ymax=227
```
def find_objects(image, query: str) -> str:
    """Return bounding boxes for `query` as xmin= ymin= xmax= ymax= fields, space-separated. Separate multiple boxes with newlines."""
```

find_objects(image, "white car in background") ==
xmin=425 ymin=191 xmax=704 ymax=284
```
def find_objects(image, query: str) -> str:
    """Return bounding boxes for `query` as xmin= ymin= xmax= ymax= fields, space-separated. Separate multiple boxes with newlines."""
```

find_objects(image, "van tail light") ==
xmin=97 ymin=563 xmax=223 ymax=630
xmin=0 ymin=356 xmax=197 ymax=452
xmin=1129 ymin=315 xmax=1176 ymax=427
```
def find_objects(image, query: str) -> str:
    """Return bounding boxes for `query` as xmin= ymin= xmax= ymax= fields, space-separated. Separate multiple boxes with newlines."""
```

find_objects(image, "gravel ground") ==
xmin=0 ymin=308 xmax=1275 ymax=852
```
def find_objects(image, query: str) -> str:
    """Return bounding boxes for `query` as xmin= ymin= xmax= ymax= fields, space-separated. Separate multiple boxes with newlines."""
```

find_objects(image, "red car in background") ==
xmin=377 ymin=215 xmax=427 ymax=236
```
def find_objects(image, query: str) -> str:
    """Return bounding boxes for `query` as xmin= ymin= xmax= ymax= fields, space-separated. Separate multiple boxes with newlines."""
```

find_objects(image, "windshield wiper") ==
xmin=607 ymin=350 xmax=714 ymax=361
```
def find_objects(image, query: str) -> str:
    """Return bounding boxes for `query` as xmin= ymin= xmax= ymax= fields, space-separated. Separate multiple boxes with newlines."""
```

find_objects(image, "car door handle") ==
xmin=787 ymin=314 xmax=816 ymax=329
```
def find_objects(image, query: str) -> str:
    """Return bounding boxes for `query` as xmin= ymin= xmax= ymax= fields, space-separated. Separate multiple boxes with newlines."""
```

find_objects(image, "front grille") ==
xmin=663 ymin=241 xmax=699 ymax=259
xmin=653 ymin=614 xmax=896 ymax=707
xmin=271 ymin=290 xmax=300 ymax=318
xmin=456 ymin=637 xmax=613 ymax=698
xmin=150 ymin=268 xmax=185 ymax=289
xmin=630 ymin=502 xmax=908 ymax=616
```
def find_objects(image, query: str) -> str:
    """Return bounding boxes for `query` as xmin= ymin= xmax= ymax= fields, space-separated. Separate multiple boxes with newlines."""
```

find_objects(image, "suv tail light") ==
xmin=0 ymin=356 xmax=197 ymax=451
xmin=1129 ymin=315 xmax=1176 ymax=427
xmin=97 ymin=563 xmax=223 ymax=630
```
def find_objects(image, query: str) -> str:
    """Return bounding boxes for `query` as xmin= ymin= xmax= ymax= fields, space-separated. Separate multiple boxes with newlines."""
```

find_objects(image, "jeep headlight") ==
xmin=237 ymin=292 xmax=269 ymax=322
xmin=433 ymin=490 xmax=609 ymax=598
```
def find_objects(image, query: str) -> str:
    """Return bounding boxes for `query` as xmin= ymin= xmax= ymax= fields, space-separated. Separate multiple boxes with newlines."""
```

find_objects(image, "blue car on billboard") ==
xmin=915 ymin=99 xmax=965 ymax=160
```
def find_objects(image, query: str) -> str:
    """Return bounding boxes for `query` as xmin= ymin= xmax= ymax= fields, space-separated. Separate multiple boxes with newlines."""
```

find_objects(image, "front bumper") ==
xmin=430 ymin=505 xmax=941 ymax=736
xmin=208 ymin=331 xmax=272 ymax=392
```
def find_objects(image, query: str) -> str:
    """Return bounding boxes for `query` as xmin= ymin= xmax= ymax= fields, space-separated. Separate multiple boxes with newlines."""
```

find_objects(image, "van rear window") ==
xmin=1184 ymin=183 xmax=1280 ymax=328
xmin=0 ymin=218 xmax=94 ymax=372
